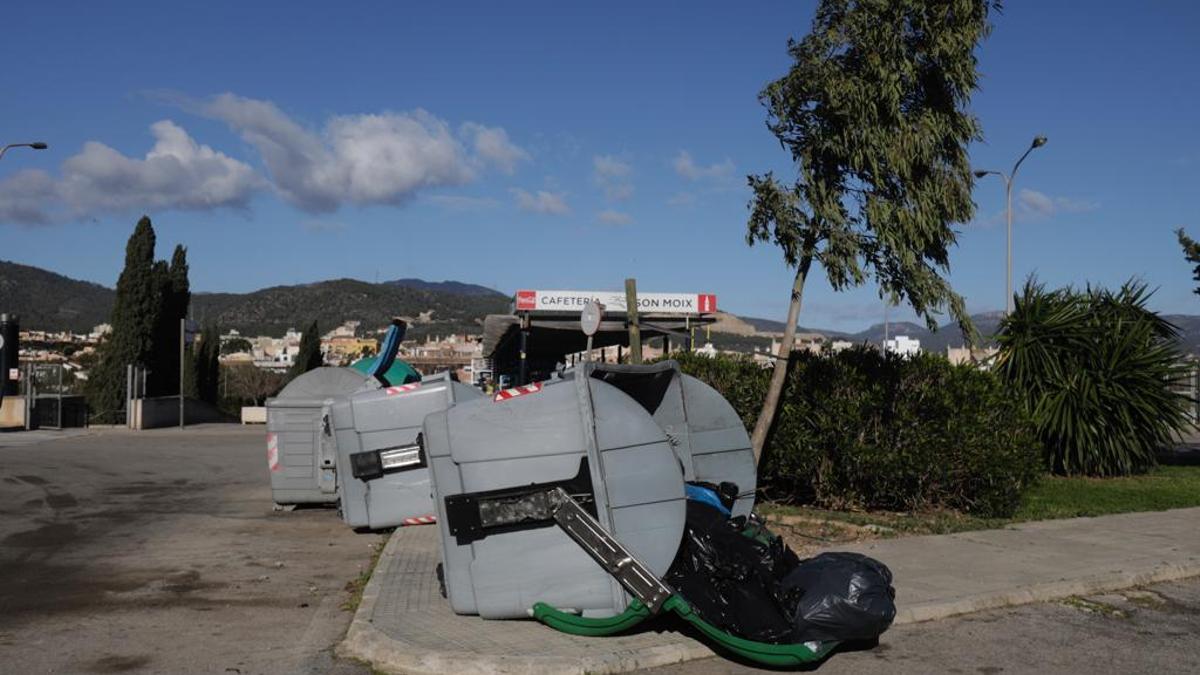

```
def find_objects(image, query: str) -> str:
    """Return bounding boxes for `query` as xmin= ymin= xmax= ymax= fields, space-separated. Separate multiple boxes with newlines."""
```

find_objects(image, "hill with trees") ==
xmin=0 ymin=260 xmax=115 ymax=332
xmin=0 ymin=261 xmax=510 ymax=338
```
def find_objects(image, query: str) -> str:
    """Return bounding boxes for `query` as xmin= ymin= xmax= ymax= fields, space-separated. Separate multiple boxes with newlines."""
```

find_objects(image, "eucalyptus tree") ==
xmin=1176 ymin=229 xmax=1200 ymax=296
xmin=746 ymin=0 xmax=997 ymax=459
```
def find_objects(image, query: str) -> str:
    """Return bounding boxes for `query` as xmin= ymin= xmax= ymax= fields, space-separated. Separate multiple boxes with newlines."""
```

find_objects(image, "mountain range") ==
xmin=5 ymin=259 xmax=1200 ymax=354
xmin=0 ymin=260 xmax=509 ymax=338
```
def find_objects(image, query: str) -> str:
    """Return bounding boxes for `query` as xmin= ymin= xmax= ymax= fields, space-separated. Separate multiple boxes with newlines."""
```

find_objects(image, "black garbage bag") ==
xmin=665 ymin=484 xmax=896 ymax=645
xmin=780 ymin=552 xmax=896 ymax=643
xmin=665 ymin=499 xmax=800 ymax=643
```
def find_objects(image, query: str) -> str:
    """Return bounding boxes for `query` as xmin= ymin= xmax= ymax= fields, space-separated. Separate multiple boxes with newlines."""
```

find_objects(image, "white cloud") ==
xmin=427 ymin=194 xmax=502 ymax=212
xmin=462 ymin=123 xmax=529 ymax=174
xmin=673 ymin=150 xmax=734 ymax=181
xmin=1018 ymin=189 xmax=1097 ymax=217
xmin=512 ymin=188 xmax=570 ymax=215
xmin=1 ymin=93 xmax=532 ymax=225
xmin=0 ymin=120 xmax=261 ymax=225
xmin=0 ymin=169 xmax=58 ymax=225
xmin=593 ymin=155 xmax=633 ymax=201
xmin=597 ymin=209 xmax=632 ymax=226
xmin=971 ymin=189 xmax=1099 ymax=228
xmin=203 ymin=93 xmax=477 ymax=213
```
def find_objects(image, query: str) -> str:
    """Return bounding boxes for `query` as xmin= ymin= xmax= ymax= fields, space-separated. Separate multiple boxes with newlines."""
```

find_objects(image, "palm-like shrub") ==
xmin=995 ymin=280 xmax=1194 ymax=476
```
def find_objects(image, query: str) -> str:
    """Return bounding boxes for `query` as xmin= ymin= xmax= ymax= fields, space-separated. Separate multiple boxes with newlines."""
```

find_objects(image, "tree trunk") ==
xmin=750 ymin=254 xmax=813 ymax=464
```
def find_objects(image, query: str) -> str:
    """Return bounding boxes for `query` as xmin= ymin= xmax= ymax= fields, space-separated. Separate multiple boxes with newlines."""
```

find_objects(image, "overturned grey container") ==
xmin=331 ymin=371 xmax=481 ymax=530
xmin=423 ymin=374 xmax=687 ymax=619
xmin=265 ymin=367 xmax=367 ymax=505
xmin=559 ymin=360 xmax=757 ymax=516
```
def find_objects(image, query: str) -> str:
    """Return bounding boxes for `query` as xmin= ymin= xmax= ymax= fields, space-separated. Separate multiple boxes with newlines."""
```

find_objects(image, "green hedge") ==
xmin=670 ymin=348 xmax=1041 ymax=518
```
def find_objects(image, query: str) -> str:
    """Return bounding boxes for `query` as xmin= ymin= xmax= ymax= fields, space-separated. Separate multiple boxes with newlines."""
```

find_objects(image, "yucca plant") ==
xmin=995 ymin=279 xmax=1194 ymax=475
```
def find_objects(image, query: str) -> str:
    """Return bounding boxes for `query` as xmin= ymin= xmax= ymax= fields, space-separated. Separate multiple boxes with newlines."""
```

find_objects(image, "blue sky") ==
xmin=3 ymin=1 xmax=1199 ymax=333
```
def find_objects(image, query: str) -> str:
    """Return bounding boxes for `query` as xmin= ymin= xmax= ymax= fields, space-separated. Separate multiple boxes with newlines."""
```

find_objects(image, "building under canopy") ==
xmin=482 ymin=289 xmax=718 ymax=385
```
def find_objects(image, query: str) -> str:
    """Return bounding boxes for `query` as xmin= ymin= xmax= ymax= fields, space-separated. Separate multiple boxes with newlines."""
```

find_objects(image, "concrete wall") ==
xmin=0 ymin=396 xmax=25 ymax=429
xmin=241 ymin=406 xmax=267 ymax=424
xmin=130 ymin=397 xmax=234 ymax=430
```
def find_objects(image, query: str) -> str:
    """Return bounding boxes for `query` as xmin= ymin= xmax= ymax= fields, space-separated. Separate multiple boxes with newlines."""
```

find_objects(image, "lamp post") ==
xmin=0 ymin=142 xmax=48 ymax=161
xmin=975 ymin=135 xmax=1047 ymax=315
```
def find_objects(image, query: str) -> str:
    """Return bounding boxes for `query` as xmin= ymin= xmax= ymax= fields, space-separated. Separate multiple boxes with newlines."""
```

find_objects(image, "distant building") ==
xmin=946 ymin=345 xmax=998 ymax=367
xmin=321 ymin=321 xmax=376 ymax=363
xmin=829 ymin=339 xmax=854 ymax=353
xmin=883 ymin=335 xmax=921 ymax=358
xmin=766 ymin=334 xmax=825 ymax=357
xmin=219 ymin=352 xmax=255 ymax=366
xmin=244 ymin=328 xmax=303 ymax=371
xmin=402 ymin=333 xmax=484 ymax=376
xmin=323 ymin=320 xmax=361 ymax=340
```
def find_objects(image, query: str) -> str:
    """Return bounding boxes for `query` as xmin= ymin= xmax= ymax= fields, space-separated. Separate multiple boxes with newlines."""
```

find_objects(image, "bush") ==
xmin=995 ymin=280 xmax=1194 ymax=476
xmin=670 ymin=348 xmax=1041 ymax=518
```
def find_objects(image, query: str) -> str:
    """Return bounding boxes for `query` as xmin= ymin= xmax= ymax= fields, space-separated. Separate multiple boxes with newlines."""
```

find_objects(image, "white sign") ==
xmin=515 ymin=290 xmax=717 ymax=315
xmin=8 ymin=368 xmax=18 ymax=381
xmin=580 ymin=300 xmax=603 ymax=336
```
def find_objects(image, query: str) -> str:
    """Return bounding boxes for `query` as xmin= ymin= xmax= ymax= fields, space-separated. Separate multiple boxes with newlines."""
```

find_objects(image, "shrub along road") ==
xmin=0 ymin=426 xmax=380 ymax=675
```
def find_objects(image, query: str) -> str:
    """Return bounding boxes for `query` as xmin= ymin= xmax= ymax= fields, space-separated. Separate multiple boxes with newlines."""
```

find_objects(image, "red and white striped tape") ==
xmin=266 ymin=433 xmax=281 ymax=472
xmin=401 ymin=514 xmax=437 ymax=526
xmin=493 ymin=382 xmax=543 ymax=402
xmin=385 ymin=383 xmax=421 ymax=396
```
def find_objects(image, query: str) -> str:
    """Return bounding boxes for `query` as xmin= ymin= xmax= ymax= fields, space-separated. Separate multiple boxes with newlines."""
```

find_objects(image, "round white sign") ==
xmin=580 ymin=300 xmax=603 ymax=336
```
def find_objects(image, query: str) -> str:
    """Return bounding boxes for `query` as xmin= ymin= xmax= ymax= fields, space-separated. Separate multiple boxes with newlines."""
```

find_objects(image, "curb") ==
xmin=336 ymin=530 xmax=716 ymax=675
xmin=339 ymin=529 xmax=1200 ymax=674
xmin=893 ymin=560 xmax=1200 ymax=625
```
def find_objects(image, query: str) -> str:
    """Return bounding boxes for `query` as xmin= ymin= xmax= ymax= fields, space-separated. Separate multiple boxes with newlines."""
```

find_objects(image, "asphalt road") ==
xmin=0 ymin=426 xmax=381 ymax=675
xmin=645 ymin=577 xmax=1200 ymax=675
xmin=4 ymin=426 xmax=1198 ymax=675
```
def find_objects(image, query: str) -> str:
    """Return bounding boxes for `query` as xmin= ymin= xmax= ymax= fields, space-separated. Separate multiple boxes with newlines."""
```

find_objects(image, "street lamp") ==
xmin=975 ymin=135 xmax=1048 ymax=315
xmin=0 ymin=142 xmax=49 ymax=161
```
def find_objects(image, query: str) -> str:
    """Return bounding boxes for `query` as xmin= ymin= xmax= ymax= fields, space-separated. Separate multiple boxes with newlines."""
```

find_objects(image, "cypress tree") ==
xmin=147 ymin=260 xmax=171 ymax=395
xmin=193 ymin=323 xmax=221 ymax=404
xmin=288 ymin=321 xmax=323 ymax=379
xmin=182 ymin=344 xmax=200 ymax=399
xmin=87 ymin=216 xmax=163 ymax=421
xmin=149 ymin=245 xmax=191 ymax=396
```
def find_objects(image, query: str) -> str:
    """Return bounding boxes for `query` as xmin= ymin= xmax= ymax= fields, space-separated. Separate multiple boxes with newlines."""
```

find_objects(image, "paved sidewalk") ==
xmin=340 ymin=507 xmax=1200 ymax=674
xmin=337 ymin=526 xmax=715 ymax=674
xmin=823 ymin=506 xmax=1200 ymax=624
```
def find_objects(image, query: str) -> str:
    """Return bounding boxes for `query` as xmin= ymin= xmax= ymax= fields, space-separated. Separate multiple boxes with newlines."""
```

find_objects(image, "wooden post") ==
xmin=518 ymin=313 xmax=529 ymax=386
xmin=625 ymin=278 xmax=642 ymax=364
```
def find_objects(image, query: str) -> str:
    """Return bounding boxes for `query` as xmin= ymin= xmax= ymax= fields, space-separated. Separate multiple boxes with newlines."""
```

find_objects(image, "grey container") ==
xmin=331 ymin=371 xmax=481 ymax=530
xmin=266 ymin=367 xmax=368 ymax=505
xmin=559 ymin=360 xmax=757 ymax=516
xmin=423 ymin=374 xmax=687 ymax=619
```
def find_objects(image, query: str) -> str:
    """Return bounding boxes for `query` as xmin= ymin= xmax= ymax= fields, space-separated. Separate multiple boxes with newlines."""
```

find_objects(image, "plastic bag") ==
xmin=665 ymin=485 xmax=896 ymax=645
xmin=665 ymin=499 xmax=800 ymax=643
xmin=780 ymin=552 xmax=896 ymax=643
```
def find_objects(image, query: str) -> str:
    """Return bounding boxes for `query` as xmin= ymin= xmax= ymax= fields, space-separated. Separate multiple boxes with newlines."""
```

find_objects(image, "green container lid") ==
xmin=350 ymin=355 xmax=421 ymax=385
